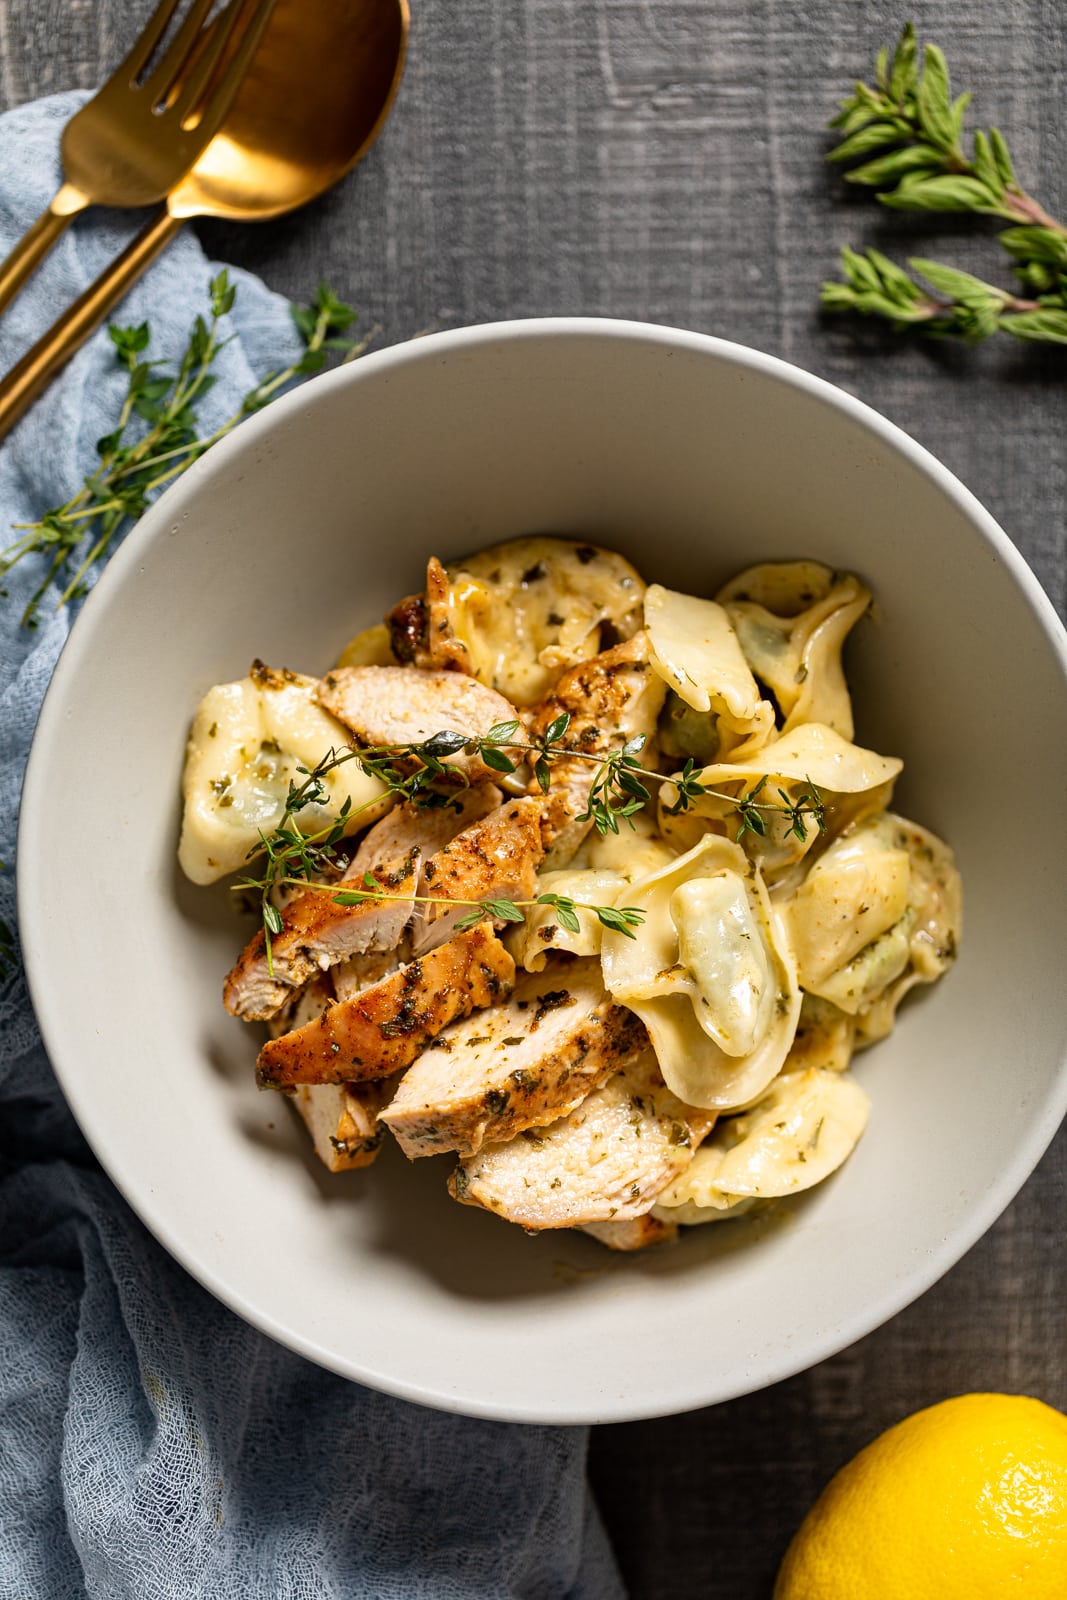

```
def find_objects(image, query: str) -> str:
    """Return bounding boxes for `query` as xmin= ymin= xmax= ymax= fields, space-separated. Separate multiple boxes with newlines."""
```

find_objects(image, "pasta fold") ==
xmin=644 ymin=584 xmax=775 ymax=754
xmin=600 ymin=836 xmax=800 ymax=1109
xmin=652 ymin=1066 xmax=870 ymax=1224
xmin=717 ymin=561 xmax=871 ymax=739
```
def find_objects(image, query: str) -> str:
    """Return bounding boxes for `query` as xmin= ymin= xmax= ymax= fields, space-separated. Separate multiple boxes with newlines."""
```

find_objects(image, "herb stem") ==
xmin=2 ymin=277 xmax=362 ymax=628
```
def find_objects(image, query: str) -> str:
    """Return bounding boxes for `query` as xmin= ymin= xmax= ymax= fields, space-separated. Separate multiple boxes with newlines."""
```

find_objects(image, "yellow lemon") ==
xmin=774 ymin=1393 xmax=1067 ymax=1599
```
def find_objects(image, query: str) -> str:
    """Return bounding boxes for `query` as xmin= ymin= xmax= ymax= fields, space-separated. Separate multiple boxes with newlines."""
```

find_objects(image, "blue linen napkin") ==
xmin=0 ymin=91 xmax=624 ymax=1600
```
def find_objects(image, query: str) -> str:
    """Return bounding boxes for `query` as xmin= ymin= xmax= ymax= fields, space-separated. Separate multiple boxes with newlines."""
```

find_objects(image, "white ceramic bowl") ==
xmin=20 ymin=319 xmax=1067 ymax=1423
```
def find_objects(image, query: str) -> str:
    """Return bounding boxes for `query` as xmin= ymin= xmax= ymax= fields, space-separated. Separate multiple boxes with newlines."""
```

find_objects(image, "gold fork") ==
xmin=0 ymin=0 xmax=278 ymax=317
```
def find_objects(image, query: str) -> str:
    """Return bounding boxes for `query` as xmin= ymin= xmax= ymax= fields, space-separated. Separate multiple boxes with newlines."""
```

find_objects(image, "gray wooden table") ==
xmin=3 ymin=2 xmax=1065 ymax=1595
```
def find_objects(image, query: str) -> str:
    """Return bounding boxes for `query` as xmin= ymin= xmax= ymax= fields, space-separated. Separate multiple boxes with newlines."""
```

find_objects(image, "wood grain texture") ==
xmin=3 ymin=3 xmax=1066 ymax=1597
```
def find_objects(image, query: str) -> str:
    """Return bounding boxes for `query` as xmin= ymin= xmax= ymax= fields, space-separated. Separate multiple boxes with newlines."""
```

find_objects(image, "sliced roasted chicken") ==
xmin=524 ymin=632 xmax=667 ymax=864
xmin=223 ymin=851 xmax=421 ymax=1021
xmin=331 ymin=947 xmax=404 ymax=1005
xmin=581 ymin=1214 xmax=679 ymax=1251
xmin=290 ymin=1079 xmax=393 ymax=1172
xmin=412 ymin=796 xmax=546 ymax=954
xmin=316 ymin=665 xmax=520 ymax=782
xmin=256 ymin=924 xmax=515 ymax=1089
xmin=379 ymin=959 xmax=647 ymax=1159
xmin=266 ymin=977 xmax=389 ymax=1172
xmin=387 ymin=556 xmax=472 ymax=674
xmin=350 ymin=782 xmax=502 ymax=882
xmin=447 ymin=1050 xmax=713 ymax=1229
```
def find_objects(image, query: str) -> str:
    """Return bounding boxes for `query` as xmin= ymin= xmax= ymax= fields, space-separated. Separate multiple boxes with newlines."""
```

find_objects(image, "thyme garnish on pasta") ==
xmin=235 ymin=716 xmax=826 ymax=972
xmin=822 ymin=23 xmax=1067 ymax=345
xmin=330 ymin=876 xmax=647 ymax=938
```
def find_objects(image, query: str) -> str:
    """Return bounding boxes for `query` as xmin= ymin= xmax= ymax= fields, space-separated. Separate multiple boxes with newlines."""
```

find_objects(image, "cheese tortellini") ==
xmin=717 ymin=561 xmax=871 ymax=740
xmin=396 ymin=537 xmax=647 ymax=706
xmin=661 ymin=722 xmax=903 ymax=883
xmin=178 ymin=662 xmax=389 ymax=885
xmin=652 ymin=1067 xmax=871 ymax=1224
xmin=600 ymin=836 xmax=801 ymax=1110
xmin=644 ymin=585 xmax=775 ymax=756
xmin=577 ymin=554 xmax=959 ymax=1229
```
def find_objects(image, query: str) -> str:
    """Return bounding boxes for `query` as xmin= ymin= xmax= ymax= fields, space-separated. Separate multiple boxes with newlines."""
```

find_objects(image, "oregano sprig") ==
xmin=823 ymin=23 xmax=1067 ymax=345
xmin=2 ymin=276 xmax=365 ymax=629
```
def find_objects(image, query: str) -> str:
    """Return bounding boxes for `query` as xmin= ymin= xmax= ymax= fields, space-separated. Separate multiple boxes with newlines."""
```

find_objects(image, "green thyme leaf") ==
xmin=482 ymin=899 xmax=526 ymax=923
xmin=543 ymin=712 xmax=571 ymax=746
xmin=484 ymin=719 xmax=521 ymax=745
xmin=481 ymin=746 xmax=517 ymax=774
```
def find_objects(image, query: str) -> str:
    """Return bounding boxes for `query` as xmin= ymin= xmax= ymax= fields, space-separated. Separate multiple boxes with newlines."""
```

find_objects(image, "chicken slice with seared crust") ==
xmin=581 ymin=1215 xmax=679 ymax=1251
xmin=448 ymin=1050 xmax=714 ymax=1229
xmin=256 ymin=924 xmax=515 ymax=1089
xmin=387 ymin=556 xmax=472 ymax=674
xmin=291 ymin=1079 xmax=393 ymax=1172
xmin=223 ymin=851 xmax=421 ymax=1022
xmin=412 ymin=796 xmax=546 ymax=955
xmin=350 ymin=783 xmax=502 ymax=881
xmin=379 ymin=959 xmax=647 ymax=1159
xmin=316 ymin=666 xmax=520 ymax=782
xmin=525 ymin=633 xmax=666 ymax=864
xmin=266 ymin=977 xmax=389 ymax=1172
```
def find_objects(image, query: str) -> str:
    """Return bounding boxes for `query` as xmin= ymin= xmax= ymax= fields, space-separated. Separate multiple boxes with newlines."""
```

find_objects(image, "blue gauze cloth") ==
xmin=0 ymin=91 xmax=624 ymax=1600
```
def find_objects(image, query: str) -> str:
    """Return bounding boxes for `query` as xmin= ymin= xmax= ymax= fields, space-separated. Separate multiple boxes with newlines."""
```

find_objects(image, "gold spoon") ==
xmin=0 ymin=0 xmax=408 ymax=439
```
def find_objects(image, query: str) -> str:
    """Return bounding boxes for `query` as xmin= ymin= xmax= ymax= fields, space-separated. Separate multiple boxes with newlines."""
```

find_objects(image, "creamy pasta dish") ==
xmin=178 ymin=538 xmax=961 ymax=1252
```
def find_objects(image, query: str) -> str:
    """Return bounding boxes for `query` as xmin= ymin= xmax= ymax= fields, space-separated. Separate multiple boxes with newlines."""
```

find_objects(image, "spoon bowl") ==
xmin=173 ymin=0 xmax=408 ymax=220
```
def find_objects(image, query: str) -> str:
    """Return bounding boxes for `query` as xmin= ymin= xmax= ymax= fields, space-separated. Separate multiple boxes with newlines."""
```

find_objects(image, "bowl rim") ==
xmin=18 ymin=316 xmax=1067 ymax=1422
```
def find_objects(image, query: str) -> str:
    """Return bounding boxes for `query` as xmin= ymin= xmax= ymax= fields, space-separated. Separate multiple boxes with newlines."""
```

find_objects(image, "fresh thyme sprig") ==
xmin=329 ymin=874 xmax=647 ymax=939
xmin=235 ymin=713 xmax=826 ymax=969
xmin=823 ymin=23 xmax=1067 ymax=345
xmin=2 ymin=276 xmax=364 ymax=628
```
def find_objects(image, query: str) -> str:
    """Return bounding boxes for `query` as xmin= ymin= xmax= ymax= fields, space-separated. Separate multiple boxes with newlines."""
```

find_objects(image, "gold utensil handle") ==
xmin=0 ymin=210 xmax=182 ymax=442
xmin=0 ymin=185 xmax=88 ymax=317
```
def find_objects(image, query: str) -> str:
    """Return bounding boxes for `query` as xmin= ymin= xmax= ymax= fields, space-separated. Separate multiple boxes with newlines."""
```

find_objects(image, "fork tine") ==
xmin=141 ymin=0 xmax=218 ymax=105
xmin=173 ymin=0 xmax=279 ymax=127
xmin=113 ymin=0 xmax=185 ymax=83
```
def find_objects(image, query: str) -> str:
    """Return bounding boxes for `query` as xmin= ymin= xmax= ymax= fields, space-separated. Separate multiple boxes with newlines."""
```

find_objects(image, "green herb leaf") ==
xmin=989 ymin=127 xmax=1017 ymax=188
xmin=915 ymin=44 xmax=956 ymax=153
xmin=481 ymin=746 xmax=517 ymax=774
xmin=593 ymin=904 xmax=646 ymax=938
xmin=843 ymin=145 xmax=944 ymax=187
xmin=879 ymin=173 xmax=1003 ymax=212
xmin=908 ymin=258 xmax=1009 ymax=304
xmin=484 ymin=719 xmax=521 ymax=745
xmin=828 ymin=122 xmax=910 ymax=164
xmin=543 ymin=712 xmax=571 ymax=746
xmin=1001 ymin=308 xmax=1067 ymax=345
xmin=483 ymin=898 xmax=525 ymax=923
